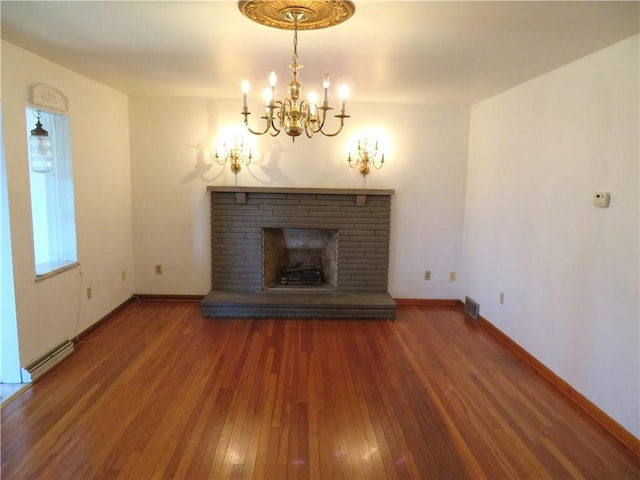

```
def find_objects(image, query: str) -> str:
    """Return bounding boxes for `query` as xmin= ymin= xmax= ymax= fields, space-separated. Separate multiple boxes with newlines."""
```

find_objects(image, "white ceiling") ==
xmin=1 ymin=1 xmax=638 ymax=105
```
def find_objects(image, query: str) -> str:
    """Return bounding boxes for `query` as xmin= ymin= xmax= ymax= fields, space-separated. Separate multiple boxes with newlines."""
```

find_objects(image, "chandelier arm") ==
xmin=270 ymin=115 xmax=281 ymax=135
xmin=318 ymin=114 xmax=349 ymax=137
xmin=243 ymin=109 xmax=274 ymax=136
xmin=304 ymin=123 xmax=316 ymax=138
xmin=315 ymin=106 xmax=332 ymax=131
xmin=269 ymin=100 xmax=286 ymax=135
xmin=299 ymin=99 xmax=317 ymax=136
xmin=245 ymin=122 xmax=272 ymax=136
xmin=305 ymin=118 xmax=321 ymax=135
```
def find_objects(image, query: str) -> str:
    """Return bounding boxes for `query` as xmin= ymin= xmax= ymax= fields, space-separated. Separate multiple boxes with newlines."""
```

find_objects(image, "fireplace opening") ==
xmin=263 ymin=228 xmax=337 ymax=290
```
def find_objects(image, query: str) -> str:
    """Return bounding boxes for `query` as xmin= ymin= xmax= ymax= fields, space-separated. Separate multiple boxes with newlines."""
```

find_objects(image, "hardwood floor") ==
xmin=1 ymin=301 xmax=638 ymax=479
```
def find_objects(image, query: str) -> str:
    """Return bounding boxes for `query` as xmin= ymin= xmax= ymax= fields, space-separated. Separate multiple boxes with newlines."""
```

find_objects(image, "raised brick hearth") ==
xmin=201 ymin=187 xmax=395 ymax=319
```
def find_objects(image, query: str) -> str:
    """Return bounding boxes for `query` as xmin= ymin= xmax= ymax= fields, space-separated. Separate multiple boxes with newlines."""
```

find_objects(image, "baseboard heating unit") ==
xmin=464 ymin=296 xmax=480 ymax=320
xmin=25 ymin=339 xmax=74 ymax=381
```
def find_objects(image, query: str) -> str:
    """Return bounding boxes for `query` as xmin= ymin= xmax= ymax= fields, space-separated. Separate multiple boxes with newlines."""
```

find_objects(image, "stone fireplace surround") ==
xmin=201 ymin=187 xmax=396 ymax=319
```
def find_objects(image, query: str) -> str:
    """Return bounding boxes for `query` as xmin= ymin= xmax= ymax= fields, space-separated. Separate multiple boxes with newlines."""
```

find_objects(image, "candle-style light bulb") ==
xmin=263 ymin=87 xmax=273 ymax=114
xmin=263 ymin=87 xmax=273 ymax=104
xmin=241 ymin=79 xmax=250 ymax=109
xmin=338 ymin=84 xmax=349 ymax=113
xmin=322 ymin=73 xmax=330 ymax=106
xmin=269 ymin=71 xmax=276 ymax=106
xmin=308 ymin=92 xmax=318 ymax=117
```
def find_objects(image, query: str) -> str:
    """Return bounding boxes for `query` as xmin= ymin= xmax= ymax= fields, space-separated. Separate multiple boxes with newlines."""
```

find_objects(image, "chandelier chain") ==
xmin=292 ymin=17 xmax=299 ymax=65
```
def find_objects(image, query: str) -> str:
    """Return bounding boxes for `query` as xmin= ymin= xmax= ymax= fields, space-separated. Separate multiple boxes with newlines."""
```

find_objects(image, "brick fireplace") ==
xmin=201 ymin=187 xmax=396 ymax=319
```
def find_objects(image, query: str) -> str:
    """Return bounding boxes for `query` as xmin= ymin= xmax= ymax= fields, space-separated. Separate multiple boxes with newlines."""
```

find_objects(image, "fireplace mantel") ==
xmin=207 ymin=186 xmax=395 ymax=207
xmin=206 ymin=186 xmax=395 ymax=195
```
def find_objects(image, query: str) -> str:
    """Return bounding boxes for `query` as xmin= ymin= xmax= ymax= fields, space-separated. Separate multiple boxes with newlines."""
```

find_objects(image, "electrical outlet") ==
xmin=499 ymin=292 xmax=504 ymax=304
xmin=155 ymin=265 xmax=162 ymax=275
xmin=424 ymin=270 xmax=431 ymax=281
xmin=449 ymin=272 xmax=456 ymax=281
xmin=87 ymin=287 xmax=92 ymax=300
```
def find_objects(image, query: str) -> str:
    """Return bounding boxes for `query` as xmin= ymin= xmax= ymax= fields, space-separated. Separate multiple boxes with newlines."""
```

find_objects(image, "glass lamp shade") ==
xmin=29 ymin=131 xmax=53 ymax=173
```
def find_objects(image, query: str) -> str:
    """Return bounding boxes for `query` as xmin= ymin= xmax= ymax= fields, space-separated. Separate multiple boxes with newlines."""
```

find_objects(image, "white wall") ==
xmin=2 ymin=41 xmax=135 ymax=365
xmin=128 ymin=97 xmax=470 ymax=298
xmin=462 ymin=35 xmax=639 ymax=437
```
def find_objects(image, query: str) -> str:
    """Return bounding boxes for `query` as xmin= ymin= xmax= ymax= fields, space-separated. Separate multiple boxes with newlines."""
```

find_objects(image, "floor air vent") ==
xmin=464 ymin=296 xmax=480 ymax=319
xmin=25 ymin=340 xmax=74 ymax=381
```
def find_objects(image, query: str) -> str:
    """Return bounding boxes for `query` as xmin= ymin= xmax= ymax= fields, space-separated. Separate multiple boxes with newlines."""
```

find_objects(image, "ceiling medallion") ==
xmin=237 ymin=0 xmax=356 ymax=30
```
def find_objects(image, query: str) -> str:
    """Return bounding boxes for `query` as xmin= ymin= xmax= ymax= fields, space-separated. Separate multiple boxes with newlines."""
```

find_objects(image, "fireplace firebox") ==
xmin=263 ymin=228 xmax=337 ymax=289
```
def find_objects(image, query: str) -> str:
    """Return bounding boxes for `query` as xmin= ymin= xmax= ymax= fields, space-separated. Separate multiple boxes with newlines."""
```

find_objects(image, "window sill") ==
xmin=35 ymin=261 xmax=79 ymax=282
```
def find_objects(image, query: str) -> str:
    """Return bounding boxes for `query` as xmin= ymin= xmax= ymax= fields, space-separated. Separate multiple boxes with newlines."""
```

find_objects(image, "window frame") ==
xmin=25 ymin=107 xmax=79 ymax=280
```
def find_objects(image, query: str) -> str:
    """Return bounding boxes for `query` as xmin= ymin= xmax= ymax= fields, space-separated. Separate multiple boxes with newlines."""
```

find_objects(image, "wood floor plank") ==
xmin=2 ymin=302 xmax=638 ymax=479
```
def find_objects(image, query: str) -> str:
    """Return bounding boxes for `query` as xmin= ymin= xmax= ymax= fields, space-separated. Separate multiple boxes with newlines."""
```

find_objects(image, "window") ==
xmin=26 ymin=107 xmax=77 ymax=278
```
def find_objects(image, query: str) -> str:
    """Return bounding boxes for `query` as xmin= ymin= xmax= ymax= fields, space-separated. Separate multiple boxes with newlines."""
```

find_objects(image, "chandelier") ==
xmin=238 ymin=0 xmax=356 ymax=142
